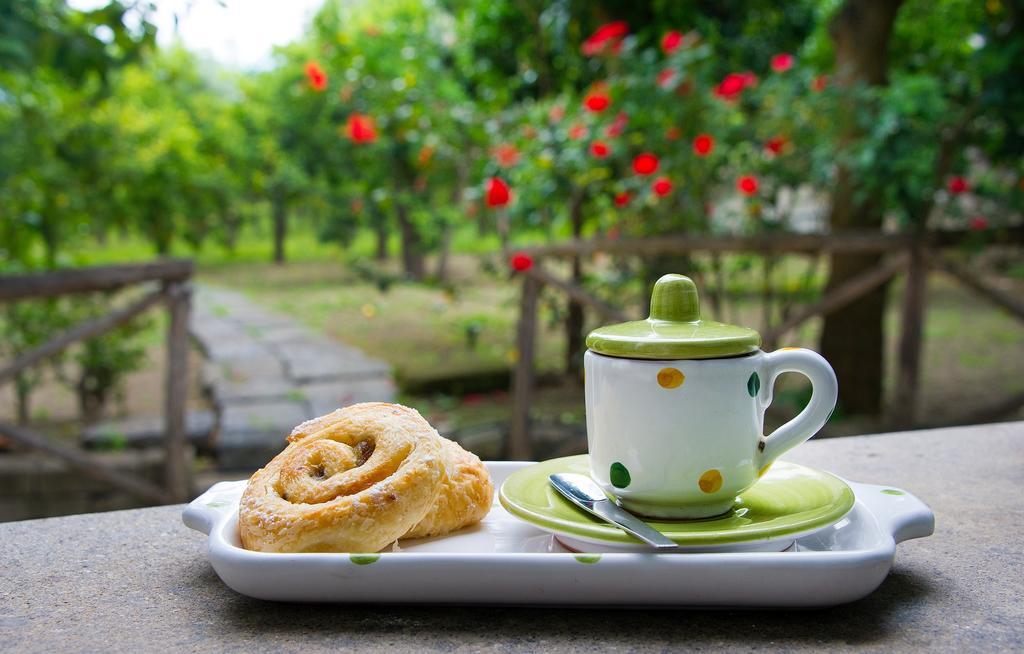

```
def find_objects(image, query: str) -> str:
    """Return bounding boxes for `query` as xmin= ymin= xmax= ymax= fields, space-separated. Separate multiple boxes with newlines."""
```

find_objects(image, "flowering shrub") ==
xmin=478 ymin=21 xmax=834 ymax=245
xmin=464 ymin=17 xmax=1022 ymax=255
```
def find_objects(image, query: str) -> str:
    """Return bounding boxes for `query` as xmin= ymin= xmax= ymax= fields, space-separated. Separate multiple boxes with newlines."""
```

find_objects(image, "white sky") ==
xmin=68 ymin=0 xmax=325 ymax=69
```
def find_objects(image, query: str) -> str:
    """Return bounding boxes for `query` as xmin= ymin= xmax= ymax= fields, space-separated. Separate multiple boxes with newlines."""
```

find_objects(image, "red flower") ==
xmin=714 ymin=72 xmax=748 ymax=101
xmin=665 ymin=126 xmax=682 ymax=141
xmin=493 ymin=143 xmax=521 ymax=167
xmin=969 ymin=216 xmax=989 ymax=231
xmin=509 ymin=252 xmax=533 ymax=271
xmin=652 ymin=177 xmax=673 ymax=197
xmin=948 ymin=176 xmax=970 ymax=194
xmin=693 ymin=134 xmax=714 ymax=156
xmin=632 ymin=153 xmax=659 ymax=175
xmin=737 ymin=175 xmax=759 ymax=196
xmin=614 ymin=192 xmax=632 ymax=207
xmin=740 ymin=71 xmax=759 ymax=88
xmin=568 ymin=123 xmax=588 ymax=140
xmin=812 ymin=75 xmax=828 ymax=92
xmin=605 ymin=112 xmax=629 ymax=138
xmin=770 ymin=53 xmax=794 ymax=73
xmin=584 ymin=88 xmax=611 ymax=112
xmin=417 ymin=146 xmax=434 ymax=166
xmin=305 ymin=61 xmax=328 ymax=91
xmin=590 ymin=140 xmax=610 ymax=158
xmin=582 ymin=21 xmax=629 ymax=56
xmin=764 ymin=136 xmax=787 ymax=156
xmin=345 ymin=113 xmax=376 ymax=143
xmin=656 ymin=69 xmax=677 ymax=89
xmin=486 ymin=177 xmax=511 ymax=207
xmin=661 ymin=30 xmax=683 ymax=54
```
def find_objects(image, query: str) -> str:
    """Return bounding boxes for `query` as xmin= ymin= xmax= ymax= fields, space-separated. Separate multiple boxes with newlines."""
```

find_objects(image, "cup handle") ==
xmin=757 ymin=348 xmax=838 ymax=466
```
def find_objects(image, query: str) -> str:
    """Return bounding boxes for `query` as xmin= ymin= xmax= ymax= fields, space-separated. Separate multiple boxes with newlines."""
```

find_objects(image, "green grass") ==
xmin=72 ymin=222 xmax=509 ymax=269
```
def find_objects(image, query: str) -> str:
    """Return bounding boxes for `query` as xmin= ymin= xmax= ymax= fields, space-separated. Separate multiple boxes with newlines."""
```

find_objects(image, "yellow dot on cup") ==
xmin=758 ymin=463 xmax=772 ymax=478
xmin=698 ymin=469 xmax=723 ymax=493
xmin=657 ymin=367 xmax=685 ymax=389
xmin=781 ymin=347 xmax=800 ymax=351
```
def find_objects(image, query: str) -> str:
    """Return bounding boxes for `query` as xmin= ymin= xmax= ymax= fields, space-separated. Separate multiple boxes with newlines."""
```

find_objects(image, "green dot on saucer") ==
xmin=881 ymin=489 xmax=905 ymax=496
xmin=349 ymin=553 xmax=381 ymax=565
xmin=574 ymin=554 xmax=601 ymax=564
xmin=609 ymin=462 xmax=631 ymax=488
xmin=747 ymin=371 xmax=761 ymax=397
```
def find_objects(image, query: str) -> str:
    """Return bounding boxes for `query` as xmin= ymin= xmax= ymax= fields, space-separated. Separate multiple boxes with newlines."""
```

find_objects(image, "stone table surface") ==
xmin=2 ymin=422 xmax=1022 ymax=653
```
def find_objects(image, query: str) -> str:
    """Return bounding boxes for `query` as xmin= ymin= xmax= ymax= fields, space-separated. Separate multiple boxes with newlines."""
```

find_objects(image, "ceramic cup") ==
xmin=584 ymin=348 xmax=838 ymax=519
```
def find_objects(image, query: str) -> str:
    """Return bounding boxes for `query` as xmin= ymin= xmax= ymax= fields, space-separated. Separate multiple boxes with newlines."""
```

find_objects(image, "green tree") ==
xmin=816 ymin=0 xmax=1024 ymax=416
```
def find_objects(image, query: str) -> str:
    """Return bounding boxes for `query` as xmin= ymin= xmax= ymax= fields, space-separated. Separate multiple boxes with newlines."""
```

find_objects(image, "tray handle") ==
xmin=182 ymin=480 xmax=247 ymax=535
xmin=854 ymin=482 xmax=935 ymax=544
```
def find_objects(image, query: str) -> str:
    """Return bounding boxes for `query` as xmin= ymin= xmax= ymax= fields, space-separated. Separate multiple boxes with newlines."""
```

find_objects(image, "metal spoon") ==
xmin=549 ymin=473 xmax=679 ymax=551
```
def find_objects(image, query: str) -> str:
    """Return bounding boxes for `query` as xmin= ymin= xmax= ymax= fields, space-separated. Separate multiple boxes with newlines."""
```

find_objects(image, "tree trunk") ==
xmin=819 ymin=0 xmax=904 ymax=417
xmin=374 ymin=218 xmax=388 ymax=261
xmin=40 ymin=203 xmax=59 ymax=267
xmin=223 ymin=210 xmax=241 ymax=251
xmin=154 ymin=231 xmax=171 ymax=256
xmin=272 ymin=191 xmax=287 ymax=265
xmin=15 ymin=374 xmax=31 ymax=425
xmin=565 ymin=189 xmax=586 ymax=378
xmin=436 ymin=162 xmax=466 ymax=283
xmin=395 ymin=201 xmax=425 ymax=280
xmin=435 ymin=224 xmax=452 ymax=283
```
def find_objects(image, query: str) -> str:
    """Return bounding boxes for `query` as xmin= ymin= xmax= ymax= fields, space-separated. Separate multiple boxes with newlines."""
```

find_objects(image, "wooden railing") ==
xmin=508 ymin=228 xmax=1024 ymax=459
xmin=0 ymin=260 xmax=195 ymax=504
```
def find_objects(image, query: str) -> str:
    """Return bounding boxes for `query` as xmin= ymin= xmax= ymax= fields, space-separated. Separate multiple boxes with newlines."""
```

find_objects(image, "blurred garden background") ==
xmin=1 ymin=0 xmax=1022 ymax=519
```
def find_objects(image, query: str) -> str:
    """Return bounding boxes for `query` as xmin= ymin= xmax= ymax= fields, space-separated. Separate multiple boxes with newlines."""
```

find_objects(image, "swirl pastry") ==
xmin=238 ymin=402 xmax=492 ymax=553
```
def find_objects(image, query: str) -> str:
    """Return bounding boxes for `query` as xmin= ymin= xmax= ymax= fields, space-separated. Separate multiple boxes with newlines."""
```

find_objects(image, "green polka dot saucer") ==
xmin=499 ymin=455 xmax=855 ymax=553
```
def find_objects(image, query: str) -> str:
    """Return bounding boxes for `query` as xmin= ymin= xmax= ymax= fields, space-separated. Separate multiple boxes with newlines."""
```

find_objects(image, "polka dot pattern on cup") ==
xmin=610 ymin=462 xmax=631 ymax=488
xmin=747 ymin=372 xmax=760 ymax=397
xmin=657 ymin=367 xmax=685 ymax=389
xmin=698 ymin=469 xmax=723 ymax=493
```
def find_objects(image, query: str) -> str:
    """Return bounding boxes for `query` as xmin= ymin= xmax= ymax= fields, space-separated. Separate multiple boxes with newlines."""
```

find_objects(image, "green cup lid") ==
xmin=585 ymin=273 xmax=761 ymax=360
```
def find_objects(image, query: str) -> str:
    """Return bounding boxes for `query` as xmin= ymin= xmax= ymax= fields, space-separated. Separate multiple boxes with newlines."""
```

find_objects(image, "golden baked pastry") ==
xmin=238 ymin=402 xmax=492 ymax=553
xmin=405 ymin=438 xmax=494 ymax=540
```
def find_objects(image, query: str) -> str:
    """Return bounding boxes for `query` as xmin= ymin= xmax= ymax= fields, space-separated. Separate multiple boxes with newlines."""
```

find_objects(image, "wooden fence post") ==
xmin=509 ymin=275 xmax=540 ymax=460
xmin=164 ymin=282 xmax=191 ymax=502
xmin=891 ymin=243 xmax=928 ymax=428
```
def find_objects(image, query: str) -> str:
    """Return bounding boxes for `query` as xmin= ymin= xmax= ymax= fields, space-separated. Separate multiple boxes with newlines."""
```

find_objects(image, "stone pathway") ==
xmin=190 ymin=286 xmax=395 ymax=469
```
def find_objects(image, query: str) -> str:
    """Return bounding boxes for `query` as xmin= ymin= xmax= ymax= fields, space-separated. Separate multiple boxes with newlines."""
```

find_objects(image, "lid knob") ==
xmin=649 ymin=274 xmax=700 ymax=322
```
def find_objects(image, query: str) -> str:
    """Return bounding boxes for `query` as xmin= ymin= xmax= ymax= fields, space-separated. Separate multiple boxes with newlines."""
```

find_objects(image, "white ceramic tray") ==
xmin=182 ymin=461 xmax=934 ymax=607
